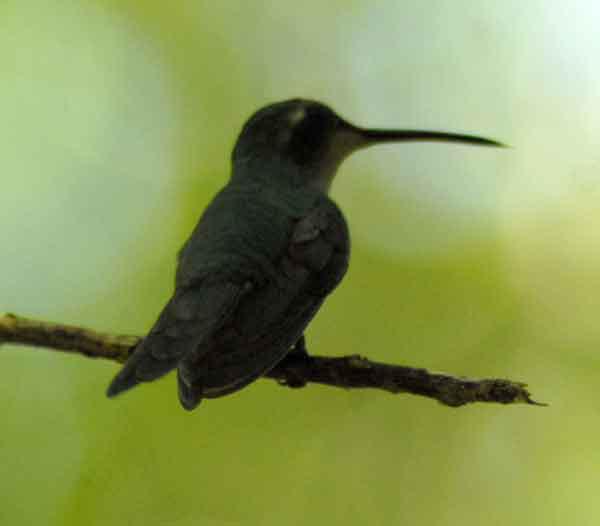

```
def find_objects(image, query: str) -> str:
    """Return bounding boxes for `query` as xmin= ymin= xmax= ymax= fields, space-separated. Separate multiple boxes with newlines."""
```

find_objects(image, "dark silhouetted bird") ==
xmin=107 ymin=98 xmax=502 ymax=410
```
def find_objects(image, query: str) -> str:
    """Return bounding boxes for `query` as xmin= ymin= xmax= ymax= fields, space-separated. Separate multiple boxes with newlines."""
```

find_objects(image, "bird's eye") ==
xmin=287 ymin=109 xmax=335 ymax=165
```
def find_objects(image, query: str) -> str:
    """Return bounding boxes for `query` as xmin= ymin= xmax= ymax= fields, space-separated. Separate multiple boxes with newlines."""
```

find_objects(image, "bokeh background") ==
xmin=2 ymin=1 xmax=600 ymax=524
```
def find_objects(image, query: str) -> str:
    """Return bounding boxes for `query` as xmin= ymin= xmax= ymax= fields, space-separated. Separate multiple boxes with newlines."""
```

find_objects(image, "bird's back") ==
xmin=176 ymin=181 xmax=313 ymax=287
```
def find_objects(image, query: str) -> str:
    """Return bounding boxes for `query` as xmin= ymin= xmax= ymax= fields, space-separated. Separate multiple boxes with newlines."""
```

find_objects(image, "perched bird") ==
xmin=107 ymin=98 xmax=502 ymax=410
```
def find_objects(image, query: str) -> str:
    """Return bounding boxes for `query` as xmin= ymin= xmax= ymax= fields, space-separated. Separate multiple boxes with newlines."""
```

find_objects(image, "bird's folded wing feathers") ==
xmin=177 ymin=199 xmax=350 ymax=404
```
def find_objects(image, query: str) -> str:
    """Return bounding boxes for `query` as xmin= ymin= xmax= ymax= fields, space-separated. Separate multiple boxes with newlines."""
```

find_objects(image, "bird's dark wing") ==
xmin=106 ymin=280 xmax=250 ymax=398
xmin=107 ymin=184 xmax=289 ymax=401
xmin=177 ymin=197 xmax=350 ymax=409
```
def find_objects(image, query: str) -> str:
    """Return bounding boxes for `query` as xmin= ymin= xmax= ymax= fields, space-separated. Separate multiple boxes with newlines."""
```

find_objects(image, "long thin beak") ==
xmin=347 ymin=124 xmax=506 ymax=150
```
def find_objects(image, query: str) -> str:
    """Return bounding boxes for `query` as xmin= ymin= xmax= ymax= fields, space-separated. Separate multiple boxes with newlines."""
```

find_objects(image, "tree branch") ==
xmin=0 ymin=313 xmax=544 ymax=407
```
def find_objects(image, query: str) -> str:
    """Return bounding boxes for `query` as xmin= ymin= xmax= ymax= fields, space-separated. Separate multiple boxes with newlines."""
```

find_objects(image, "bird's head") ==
xmin=232 ymin=98 xmax=503 ymax=192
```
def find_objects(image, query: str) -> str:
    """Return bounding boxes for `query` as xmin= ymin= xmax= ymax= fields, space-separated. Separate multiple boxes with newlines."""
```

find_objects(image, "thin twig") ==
xmin=0 ymin=313 xmax=545 ymax=407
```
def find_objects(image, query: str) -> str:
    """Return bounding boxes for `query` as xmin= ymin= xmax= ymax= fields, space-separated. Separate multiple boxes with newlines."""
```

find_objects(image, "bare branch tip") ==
xmin=525 ymin=395 xmax=548 ymax=407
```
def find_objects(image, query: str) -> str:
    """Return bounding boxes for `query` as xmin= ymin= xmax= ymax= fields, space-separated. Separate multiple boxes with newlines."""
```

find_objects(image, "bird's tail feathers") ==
xmin=177 ymin=367 xmax=203 ymax=411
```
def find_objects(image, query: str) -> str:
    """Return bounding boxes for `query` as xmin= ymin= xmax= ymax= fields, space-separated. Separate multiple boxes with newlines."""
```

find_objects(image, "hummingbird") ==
xmin=107 ymin=98 xmax=503 ymax=410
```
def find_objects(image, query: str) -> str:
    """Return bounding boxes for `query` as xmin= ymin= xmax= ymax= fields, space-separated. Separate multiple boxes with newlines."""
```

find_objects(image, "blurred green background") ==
xmin=2 ymin=1 xmax=600 ymax=524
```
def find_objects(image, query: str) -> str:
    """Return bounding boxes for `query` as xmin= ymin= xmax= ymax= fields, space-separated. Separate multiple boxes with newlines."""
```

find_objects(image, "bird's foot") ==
xmin=288 ymin=334 xmax=309 ymax=359
xmin=278 ymin=335 xmax=310 ymax=388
